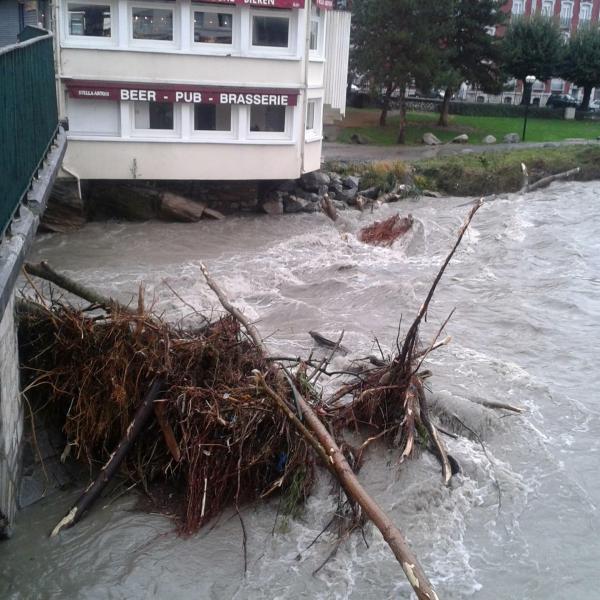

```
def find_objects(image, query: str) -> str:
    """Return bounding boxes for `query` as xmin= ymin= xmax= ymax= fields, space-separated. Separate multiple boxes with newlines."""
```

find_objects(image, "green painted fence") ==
xmin=0 ymin=33 xmax=58 ymax=236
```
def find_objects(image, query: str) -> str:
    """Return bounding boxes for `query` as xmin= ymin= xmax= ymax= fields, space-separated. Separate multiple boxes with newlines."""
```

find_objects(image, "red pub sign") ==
xmin=66 ymin=81 xmax=299 ymax=106
xmin=193 ymin=0 xmax=306 ymax=8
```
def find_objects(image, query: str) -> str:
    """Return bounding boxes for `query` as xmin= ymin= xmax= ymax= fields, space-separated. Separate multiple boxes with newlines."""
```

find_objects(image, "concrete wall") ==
xmin=0 ymin=296 xmax=22 ymax=537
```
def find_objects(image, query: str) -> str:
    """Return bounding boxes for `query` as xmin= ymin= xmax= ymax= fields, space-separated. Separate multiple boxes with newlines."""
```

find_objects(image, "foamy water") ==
xmin=2 ymin=182 xmax=599 ymax=599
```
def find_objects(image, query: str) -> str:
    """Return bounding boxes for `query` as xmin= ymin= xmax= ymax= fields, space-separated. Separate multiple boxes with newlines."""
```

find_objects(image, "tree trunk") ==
xmin=581 ymin=86 xmax=592 ymax=111
xmin=396 ymin=95 xmax=407 ymax=144
xmin=520 ymin=81 xmax=532 ymax=106
xmin=379 ymin=84 xmax=394 ymax=127
xmin=437 ymin=87 xmax=452 ymax=127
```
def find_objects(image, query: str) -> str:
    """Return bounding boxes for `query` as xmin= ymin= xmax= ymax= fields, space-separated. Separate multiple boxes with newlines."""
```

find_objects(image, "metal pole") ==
xmin=522 ymin=84 xmax=530 ymax=141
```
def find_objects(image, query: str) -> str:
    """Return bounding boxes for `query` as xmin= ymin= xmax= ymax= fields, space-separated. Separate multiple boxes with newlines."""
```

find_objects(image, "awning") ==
xmin=65 ymin=80 xmax=299 ymax=106
xmin=192 ymin=0 xmax=306 ymax=9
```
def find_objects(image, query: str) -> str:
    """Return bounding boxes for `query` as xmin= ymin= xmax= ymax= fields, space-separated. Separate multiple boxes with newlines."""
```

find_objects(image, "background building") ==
xmin=52 ymin=0 xmax=351 ymax=181
xmin=0 ymin=0 xmax=51 ymax=46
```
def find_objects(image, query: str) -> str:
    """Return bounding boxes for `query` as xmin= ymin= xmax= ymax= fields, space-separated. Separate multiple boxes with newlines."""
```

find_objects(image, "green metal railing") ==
xmin=0 ymin=33 xmax=58 ymax=236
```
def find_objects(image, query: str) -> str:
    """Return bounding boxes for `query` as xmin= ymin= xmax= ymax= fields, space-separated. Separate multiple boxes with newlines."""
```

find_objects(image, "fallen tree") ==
xmin=19 ymin=199 xmax=510 ymax=598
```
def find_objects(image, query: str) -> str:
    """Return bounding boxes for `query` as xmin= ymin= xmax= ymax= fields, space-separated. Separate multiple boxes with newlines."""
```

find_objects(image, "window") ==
xmin=560 ymin=1 xmax=573 ymax=26
xmin=250 ymin=105 xmax=286 ymax=133
xmin=309 ymin=7 xmax=320 ymax=51
xmin=551 ymin=78 xmax=564 ymax=92
xmin=512 ymin=0 xmax=524 ymax=15
xmin=252 ymin=14 xmax=289 ymax=48
xmin=68 ymin=98 xmax=120 ymax=136
xmin=68 ymin=3 xmax=111 ymax=37
xmin=194 ymin=104 xmax=232 ymax=131
xmin=194 ymin=10 xmax=233 ymax=44
xmin=134 ymin=101 xmax=174 ymax=130
xmin=132 ymin=7 xmax=173 ymax=41
xmin=541 ymin=0 xmax=554 ymax=16
xmin=580 ymin=3 xmax=592 ymax=22
xmin=305 ymin=98 xmax=321 ymax=139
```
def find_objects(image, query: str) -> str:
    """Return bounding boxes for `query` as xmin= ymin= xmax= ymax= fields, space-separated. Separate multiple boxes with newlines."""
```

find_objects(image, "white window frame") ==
xmin=190 ymin=103 xmax=239 ymax=141
xmin=129 ymin=1 xmax=179 ymax=50
xmin=191 ymin=4 xmax=238 ymax=54
xmin=541 ymin=0 xmax=555 ymax=16
xmin=63 ymin=0 xmax=117 ymax=47
xmin=305 ymin=97 xmax=322 ymax=141
xmin=560 ymin=1 xmax=574 ymax=19
xmin=244 ymin=104 xmax=294 ymax=141
xmin=129 ymin=100 xmax=181 ymax=139
xmin=309 ymin=5 xmax=325 ymax=58
xmin=246 ymin=8 xmax=298 ymax=58
xmin=579 ymin=2 xmax=592 ymax=21
xmin=512 ymin=0 xmax=525 ymax=15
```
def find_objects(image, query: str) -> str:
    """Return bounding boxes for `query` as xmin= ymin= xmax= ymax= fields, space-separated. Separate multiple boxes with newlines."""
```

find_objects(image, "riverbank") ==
xmin=325 ymin=144 xmax=600 ymax=199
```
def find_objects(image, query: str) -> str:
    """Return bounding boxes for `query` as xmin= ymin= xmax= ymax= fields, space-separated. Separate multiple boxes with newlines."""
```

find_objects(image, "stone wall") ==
xmin=0 ymin=296 xmax=22 ymax=538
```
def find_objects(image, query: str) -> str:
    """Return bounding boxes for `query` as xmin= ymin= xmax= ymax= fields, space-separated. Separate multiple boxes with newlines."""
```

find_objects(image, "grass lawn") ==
xmin=333 ymin=108 xmax=600 ymax=146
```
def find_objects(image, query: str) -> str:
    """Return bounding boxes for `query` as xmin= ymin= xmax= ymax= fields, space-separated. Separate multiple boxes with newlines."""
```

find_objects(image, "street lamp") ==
xmin=522 ymin=75 xmax=536 ymax=142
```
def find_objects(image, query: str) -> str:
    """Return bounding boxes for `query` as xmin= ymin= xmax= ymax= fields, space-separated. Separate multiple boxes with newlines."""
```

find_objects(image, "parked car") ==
xmin=585 ymin=99 xmax=600 ymax=112
xmin=545 ymin=94 xmax=578 ymax=108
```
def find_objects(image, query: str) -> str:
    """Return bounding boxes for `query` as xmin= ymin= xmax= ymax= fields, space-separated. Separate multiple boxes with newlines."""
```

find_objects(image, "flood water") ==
xmin=1 ymin=182 xmax=599 ymax=599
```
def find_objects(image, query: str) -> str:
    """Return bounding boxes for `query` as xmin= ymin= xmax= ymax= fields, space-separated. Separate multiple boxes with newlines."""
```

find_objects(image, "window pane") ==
xmin=134 ymin=102 xmax=174 ymax=130
xmin=252 ymin=16 xmax=289 ymax=48
xmin=309 ymin=19 xmax=318 ymax=50
xmin=194 ymin=11 xmax=233 ymax=44
xmin=250 ymin=106 xmax=286 ymax=132
xmin=194 ymin=104 xmax=232 ymax=131
xmin=68 ymin=4 xmax=111 ymax=37
xmin=132 ymin=8 xmax=173 ymax=41
xmin=306 ymin=101 xmax=315 ymax=130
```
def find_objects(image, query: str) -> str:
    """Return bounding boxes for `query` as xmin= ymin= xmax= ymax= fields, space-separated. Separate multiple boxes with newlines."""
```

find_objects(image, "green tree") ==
xmin=351 ymin=0 xmax=445 ymax=143
xmin=435 ymin=0 xmax=507 ymax=126
xmin=561 ymin=26 xmax=600 ymax=110
xmin=501 ymin=16 xmax=564 ymax=105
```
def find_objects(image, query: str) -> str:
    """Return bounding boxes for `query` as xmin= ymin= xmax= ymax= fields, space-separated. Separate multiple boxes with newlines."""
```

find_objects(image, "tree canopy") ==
xmin=501 ymin=16 xmax=564 ymax=104
xmin=561 ymin=26 xmax=600 ymax=109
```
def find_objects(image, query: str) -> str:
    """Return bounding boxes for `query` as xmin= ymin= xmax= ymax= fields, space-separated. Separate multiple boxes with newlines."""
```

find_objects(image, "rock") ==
xmin=303 ymin=201 xmax=321 ymax=213
xmin=330 ymin=182 xmax=344 ymax=195
xmin=262 ymin=198 xmax=284 ymax=215
xmin=359 ymin=186 xmax=379 ymax=199
xmin=336 ymin=187 xmax=359 ymax=204
xmin=159 ymin=192 xmax=206 ymax=222
xmin=203 ymin=207 xmax=225 ymax=220
xmin=329 ymin=173 xmax=342 ymax=186
xmin=483 ymin=135 xmax=497 ymax=144
xmin=350 ymin=133 xmax=369 ymax=145
xmin=503 ymin=133 xmax=520 ymax=144
xmin=277 ymin=179 xmax=297 ymax=193
xmin=342 ymin=175 xmax=360 ymax=189
xmin=333 ymin=200 xmax=347 ymax=211
xmin=452 ymin=134 xmax=469 ymax=144
xmin=423 ymin=132 xmax=442 ymax=145
xmin=318 ymin=184 xmax=329 ymax=198
xmin=300 ymin=171 xmax=330 ymax=192
xmin=86 ymin=183 xmax=160 ymax=221
xmin=304 ymin=192 xmax=321 ymax=204
xmin=284 ymin=195 xmax=308 ymax=213
xmin=40 ymin=179 xmax=87 ymax=232
xmin=422 ymin=189 xmax=442 ymax=198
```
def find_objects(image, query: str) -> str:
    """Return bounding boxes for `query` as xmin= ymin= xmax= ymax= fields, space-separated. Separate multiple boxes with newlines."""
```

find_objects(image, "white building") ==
xmin=52 ymin=0 xmax=351 ymax=181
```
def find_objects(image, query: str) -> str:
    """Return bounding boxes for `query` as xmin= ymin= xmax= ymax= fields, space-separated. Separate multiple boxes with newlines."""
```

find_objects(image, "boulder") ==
xmin=503 ymin=133 xmax=520 ymax=144
xmin=336 ymin=187 xmax=359 ymax=204
xmin=303 ymin=201 xmax=321 ymax=213
xmin=483 ymin=135 xmax=497 ymax=144
xmin=262 ymin=198 xmax=284 ymax=215
xmin=423 ymin=132 xmax=442 ymax=145
xmin=342 ymin=175 xmax=360 ymax=189
xmin=40 ymin=179 xmax=86 ymax=232
xmin=283 ymin=195 xmax=308 ymax=213
xmin=86 ymin=183 xmax=160 ymax=221
xmin=301 ymin=171 xmax=330 ymax=192
xmin=304 ymin=192 xmax=321 ymax=204
xmin=277 ymin=179 xmax=297 ymax=193
xmin=422 ymin=189 xmax=442 ymax=198
xmin=159 ymin=192 xmax=206 ymax=222
xmin=452 ymin=134 xmax=469 ymax=144
xmin=359 ymin=186 xmax=379 ymax=199
xmin=350 ymin=133 xmax=369 ymax=145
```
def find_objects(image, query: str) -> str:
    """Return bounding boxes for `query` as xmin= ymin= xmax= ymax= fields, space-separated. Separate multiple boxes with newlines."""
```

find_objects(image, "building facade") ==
xmin=0 ymin=0 xmax=51 ymax=46
xmin=52 ymin=0 xmax=351 ymax=181
xmin=484 ymin=0 xmax=600 ymax=104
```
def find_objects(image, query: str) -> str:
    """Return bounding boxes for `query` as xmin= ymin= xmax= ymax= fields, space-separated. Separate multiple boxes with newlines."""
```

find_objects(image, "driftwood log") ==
xmin=50 ymin=378 xmax=164 ymax=536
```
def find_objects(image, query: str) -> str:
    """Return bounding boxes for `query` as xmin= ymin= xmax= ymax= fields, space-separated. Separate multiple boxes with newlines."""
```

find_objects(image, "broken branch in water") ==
xmin=521 ymin=164 xmax=581 ymax=193
xmin=51 ymin=378 xmax=164 ymax=537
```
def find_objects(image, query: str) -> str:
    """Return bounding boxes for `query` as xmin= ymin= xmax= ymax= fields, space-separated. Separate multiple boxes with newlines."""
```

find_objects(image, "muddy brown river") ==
xmin=1 ymin=181 xmax=599 ymax=599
